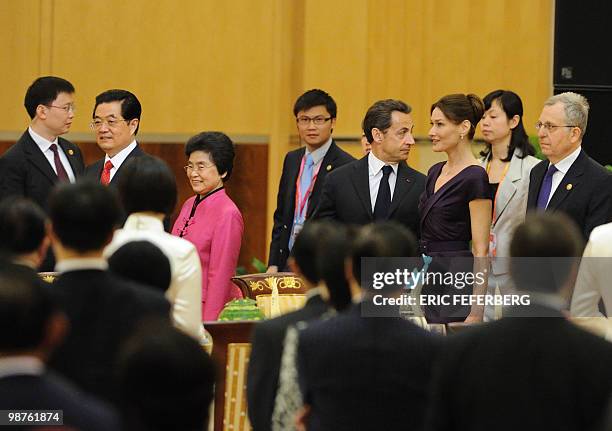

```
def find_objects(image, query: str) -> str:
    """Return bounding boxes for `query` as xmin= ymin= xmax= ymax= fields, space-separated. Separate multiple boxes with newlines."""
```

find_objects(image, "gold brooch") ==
xmin=68 ymin=149 xmax=74 ymax=155
xmin=326 ymin=164 xmax=332 ymax=171
xmin=566 ymin=184 xmax=573 ymax=191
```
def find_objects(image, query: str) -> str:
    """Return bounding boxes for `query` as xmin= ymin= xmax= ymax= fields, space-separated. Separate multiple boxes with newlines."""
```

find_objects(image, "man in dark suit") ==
xmin=247 ymin=221 xmax=334 ymax=431
xmin=0 ymin=263 xmax=119 ymax=431
xmin=47 ymin=181 xmax=170 ymax=404
xmin=312 ymin=99 xmax=426 ymax=237
xmin=85 ymin=89 xmax=146 ymax=186
xmin=297 ymin=223 xmax=439 ymax=431
xmin=527 ymin=92 xmax=612 ymax=240
xmin=268 ymin=89 xmax=354 ymax=272
xmin=0 ymin=76 xmax=84 ymax=210
xmin=427 ymin=213 xmax=612 ymax=431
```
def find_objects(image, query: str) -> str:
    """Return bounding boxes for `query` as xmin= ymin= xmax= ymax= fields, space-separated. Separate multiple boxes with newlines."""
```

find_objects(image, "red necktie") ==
xmin=100 ymin=160 xmax=113 ymax=186
xmin=49 ymin=144 xmax=69 ymax=181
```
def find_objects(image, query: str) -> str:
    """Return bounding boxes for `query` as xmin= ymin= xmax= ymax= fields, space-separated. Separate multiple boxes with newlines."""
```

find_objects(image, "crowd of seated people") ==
xmin=0 ymin=75 xmax=611 ymax=429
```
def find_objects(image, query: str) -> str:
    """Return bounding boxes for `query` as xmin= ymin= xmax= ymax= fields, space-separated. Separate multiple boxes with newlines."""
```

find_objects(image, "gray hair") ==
xmin=544 ymin=92 xmax=589 ymax=137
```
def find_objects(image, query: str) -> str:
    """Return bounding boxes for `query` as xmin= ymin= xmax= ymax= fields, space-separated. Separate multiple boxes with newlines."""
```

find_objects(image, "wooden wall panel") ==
xmin=0 ymin=140 xmax=267 ymax=271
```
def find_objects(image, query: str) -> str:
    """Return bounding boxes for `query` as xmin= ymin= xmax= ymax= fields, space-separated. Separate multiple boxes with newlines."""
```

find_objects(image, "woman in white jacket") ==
xmin=480 ymin=90 xmax=540 ymax=320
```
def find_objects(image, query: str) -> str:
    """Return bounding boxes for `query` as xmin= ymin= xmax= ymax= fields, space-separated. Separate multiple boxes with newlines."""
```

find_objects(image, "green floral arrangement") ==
xmin=217 ymin=298 xmax=265 ymax=321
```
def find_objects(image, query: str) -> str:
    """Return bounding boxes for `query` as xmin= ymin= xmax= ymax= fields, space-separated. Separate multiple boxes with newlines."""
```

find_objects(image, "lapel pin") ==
xmin=566 ymin=184 xmax=573 ymax=191
xmin=326 ymin=164 xmax=332 ymax=171
xmin=68 ymin=149 xmax=74 ymax=155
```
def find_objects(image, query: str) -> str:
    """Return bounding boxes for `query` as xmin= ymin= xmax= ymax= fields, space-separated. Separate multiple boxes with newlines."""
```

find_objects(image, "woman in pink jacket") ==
xmin=172 ymin=132 xmax=243 ymax=320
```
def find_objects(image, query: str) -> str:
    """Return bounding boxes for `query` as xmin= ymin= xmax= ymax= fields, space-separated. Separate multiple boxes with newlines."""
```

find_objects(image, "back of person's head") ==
xmin=510 ymin=213 xmax=584 ymax=294
xmin=431 ymin=93 xmax=484 ymax=140
xmin=317 ymin=224 xmax=356 ymax=311
xmin=0 ymin=197 xmax=47 ymax=257
xmin=290 ymin=221 xmax=337 ymax=285
xmin=49 ymin=180 xmax=121 ymax=252
xmin=482 ymin=89 xmax=535 ymax=160
xmin=117 ymin=320 xmax=215 ymax=431
xmin=24 ymin=76 xmax=75 ymax=119
xmin=108 ymin=241 xmax=172 ymax=293
xmin=118 ymin=156 xmax=177 ymax=216
xmin=293 ymin=89 xmax=337 ymax=118
xmin=0 ymin=264 xmax=62 ymax=353
xmin=362 ymin=99 xmax=411 ymax=144
xmin=351 ymin=222 xmax=418 ymax=288
xmin=93 ymin=89 xmax=142 ymax=134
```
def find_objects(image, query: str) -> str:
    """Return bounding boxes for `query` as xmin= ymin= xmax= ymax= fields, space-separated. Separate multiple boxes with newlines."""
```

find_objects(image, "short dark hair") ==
xmin=291 ymin=221 xmax=337 ymax=285
xmin=0 ymin=264 xmax=57 ymax=351
xmin=109 ymin=241 xmax=172 ymax=293
xmin=117 ymin=319 xmax=215 ymax=431
xmin=24 ymin=76 xmax=75 ymax=119
xmin=185 ymin=132 xmax=235 ymax=182
xmin=293 ymin=89 xmax=337 ymax=118
xmin=431 ymin=93 xmax=484 ymax=140
xmin=0 ymin=197 xmax=46 ymax=256
xmin=481 ymin=90 xmax=536 ymax=161
xmin=510 ymin=213 xmax=584 ymax=294
xmin=93 ymin=89 xmax=142 ymax=134
xmin=49 ymin=181 xmax=121 ymax=252
xmin=118 ymin=156 xmax=177 ymax=216
xmin=351 ymin=222 xmax=418 ymax=287
xmin=362 ymin=99 xmax=411 ymax=144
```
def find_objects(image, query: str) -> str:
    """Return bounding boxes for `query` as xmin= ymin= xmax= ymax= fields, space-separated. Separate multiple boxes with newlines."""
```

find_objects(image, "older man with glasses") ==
xmin=526 ymin=92 xmax=612 ymax=240
xmin=85 ymin=89 xmax=147 ymax=187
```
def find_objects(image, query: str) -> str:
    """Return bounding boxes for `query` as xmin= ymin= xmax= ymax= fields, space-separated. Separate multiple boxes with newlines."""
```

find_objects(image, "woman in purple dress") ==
xmin=419 ymin=94 xmax=491 ymax=323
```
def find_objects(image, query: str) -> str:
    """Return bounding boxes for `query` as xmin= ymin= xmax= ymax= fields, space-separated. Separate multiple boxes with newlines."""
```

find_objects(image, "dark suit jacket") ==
xmin=49 ymin=269 xmax=170 ymax=404
xmin=427 ymin=304 xmax=612 ymax=431
xmin=246 ymin=294 xmax=328 ymax=431
xmin=85 ymin=143 xmax=146 ymax=186
xmin=298 ymin=304 xmax=439 ymax=431
xmin=0 ymin=130 xmax=84 ymax=211
xmin=312 ymin=156 xmax=426 ymax=237
xmin=527 ymin=149 xmax=612 ymax=239
xmin=0 ymin=371 xmax=119 ymax=431
xmin=269 ymin=141 xmax=354 ymax=269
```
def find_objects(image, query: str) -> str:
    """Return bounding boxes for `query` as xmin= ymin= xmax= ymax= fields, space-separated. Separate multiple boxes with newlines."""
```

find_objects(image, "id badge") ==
xmin=489 ymin=232 xmax=497 ymax=257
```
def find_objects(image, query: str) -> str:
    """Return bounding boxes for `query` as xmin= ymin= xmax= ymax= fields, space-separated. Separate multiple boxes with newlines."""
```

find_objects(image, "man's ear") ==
xmin=35 ymin=104 xmax=48 ymax=120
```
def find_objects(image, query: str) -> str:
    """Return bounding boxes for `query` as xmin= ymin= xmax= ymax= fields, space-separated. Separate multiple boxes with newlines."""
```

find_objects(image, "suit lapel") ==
xmin=109 ymin=144 xmax=143 ymax=185
xmin=57 ymin=138 xmax=81 ymax=177
xmin=388 ymin=161 xmax=416 ymax=217
xmin=546 ymin=150 xmax=585 ymax=210
xmin=350 ymin=157 xmax=373 ymax=219
xmin=527 ymin=160 xmax=547 ymax=208
xmin=492 ymin=155 xmax=521 ymax=226
xmin=308 ymin=141 xmax=337 ymax=218
xmin=287 ymin=148 xmax=305 ymax=216
xmin=21 ymin=132 xmax=57 ymax=184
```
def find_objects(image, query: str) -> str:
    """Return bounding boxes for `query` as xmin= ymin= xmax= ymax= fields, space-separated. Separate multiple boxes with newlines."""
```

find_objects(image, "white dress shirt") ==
xmin=105 ymin=140 xmax=137 ymax=181
xmin=368 ymin=151 xmax=398 ymax=211
xmin=104 ymin=213 xmax=208 ymax=344
xmin=546 ymin=145 xmax=582 ymax=207
xmin=0 ymin=356 xmax=44 ymax=379
xmin=28 ymin=127 xmax=76 ymax=182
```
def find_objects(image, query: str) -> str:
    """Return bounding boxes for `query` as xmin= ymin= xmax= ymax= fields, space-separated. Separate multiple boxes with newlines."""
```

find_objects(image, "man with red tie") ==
xmin=0 ymin=76 xmax=84 ymax=271
xmin=85 ymin=89 xmax=146 ymax=186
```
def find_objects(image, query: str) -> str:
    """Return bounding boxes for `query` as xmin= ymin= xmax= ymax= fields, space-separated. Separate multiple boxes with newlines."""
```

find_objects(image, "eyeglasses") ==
xmin=535 ymin=122 xmax=578 ymax=132
xmin=47 ymin=104 xmax=76 ymax=113
xmin=90 ymin=118 xmax=129 ymax=130
xmin=296 ymin=116 xmax=332 ymax=126
xmin=184 ymin=162 xmax=216 ymax=174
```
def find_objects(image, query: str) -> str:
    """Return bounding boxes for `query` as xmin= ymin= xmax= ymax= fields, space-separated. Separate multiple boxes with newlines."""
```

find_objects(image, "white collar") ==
xmin=368 ymin=151 xmax=398 ymax=176
xmin=122 ymin=213 xmax=165 ymax=233
xmin=104 ymin=140 xmax=137 ymax=167
xmin=55 ymin=257 xmax=108 ymax=273
xmin=305 ymin=137 xmax=333 ymax=166
xmin=0 ymin=356 xmax=44 ymax=379
xmin=552 ymin=145 xmax=581 ymax=174
xmin=28 ymin=126 xmax=58 ymax=152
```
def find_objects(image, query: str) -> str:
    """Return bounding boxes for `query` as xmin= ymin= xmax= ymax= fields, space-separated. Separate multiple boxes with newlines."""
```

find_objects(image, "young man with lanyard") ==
xmin=268 ymin=89 xmax=354 ymax=272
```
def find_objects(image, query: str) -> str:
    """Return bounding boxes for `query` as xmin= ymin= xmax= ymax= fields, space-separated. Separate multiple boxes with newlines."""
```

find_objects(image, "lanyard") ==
xmin=294 ymin=155 xmax=322 ymax=219
xmin=486 ymin=159 xmax=510 ymax=225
